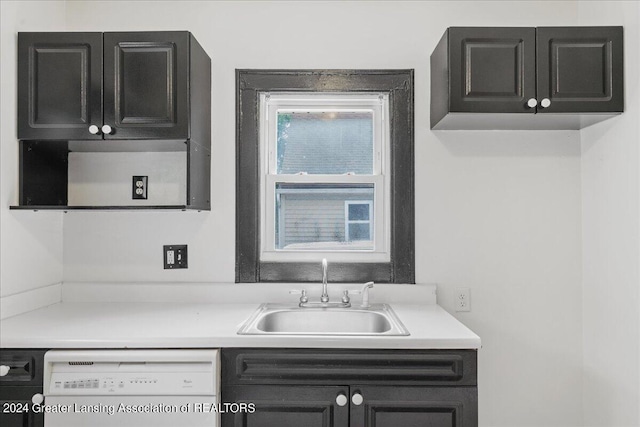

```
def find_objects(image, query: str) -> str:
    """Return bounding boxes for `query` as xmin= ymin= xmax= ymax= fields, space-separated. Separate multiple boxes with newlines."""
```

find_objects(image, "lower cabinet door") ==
xmin=349 ymin=386 xmax=478 ymax=427
xmin=0 ymin=387 xmax=44 ymax=427
xmin=222 ymin=385 xmax=349 ymax=427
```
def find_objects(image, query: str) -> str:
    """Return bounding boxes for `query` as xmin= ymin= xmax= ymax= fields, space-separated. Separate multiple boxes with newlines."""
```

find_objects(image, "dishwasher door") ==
xmin=43 ymin=349 xmax=219 ymax=427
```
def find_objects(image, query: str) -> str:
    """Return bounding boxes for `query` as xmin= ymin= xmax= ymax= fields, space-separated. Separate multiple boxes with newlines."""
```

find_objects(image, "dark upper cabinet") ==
xmin=431 ymin=26 xmax=624 ymax=129
xmin=536 ymin=26 xmax=623 ymax=113
xmin=14 ymin=31 xmax=211 ymax=210
xmin=103 ymin=32 xmax=189 ymax=140
xmin=17 ymin=33 xmax=103 ymax=141
xmin=446 ymin=27 xmax=537 ymax=114
xmin=18 ymin=31 xmax=209 ymax=142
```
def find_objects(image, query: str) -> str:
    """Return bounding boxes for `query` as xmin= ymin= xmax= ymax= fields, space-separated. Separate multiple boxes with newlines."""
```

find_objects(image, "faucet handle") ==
xmin=342 ymin=290 xmax=351 ymax=304
xmin=289 ymin=289 xmax=309 ymax=304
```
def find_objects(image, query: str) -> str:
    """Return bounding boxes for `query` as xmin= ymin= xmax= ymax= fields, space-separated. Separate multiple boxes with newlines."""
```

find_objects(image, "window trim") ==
xmin=236 ymin=69 xmax=415 ymax=283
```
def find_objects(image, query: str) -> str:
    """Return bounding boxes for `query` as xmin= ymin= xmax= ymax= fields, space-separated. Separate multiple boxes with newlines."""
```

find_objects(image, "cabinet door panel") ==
xmin=18 ymin=33 xmax=103 ymax=140
xmin=222 ymin=385 xmax=348 ymax=427
xmin=449 ymin=27 xmax=536 ymax=113
xmin=104 ymin=32 xmax=189 ymax=139
xmin=350 ymin=386 xmax=477 ymax=427
xmin=536 ymin=26 xmax=623 ymax=112
xmin=0 ymin=387 xmax=44 ymax=427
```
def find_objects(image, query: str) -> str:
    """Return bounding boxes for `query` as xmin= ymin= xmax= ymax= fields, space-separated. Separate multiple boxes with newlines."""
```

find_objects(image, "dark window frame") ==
xmin=236 ymin=69 xmax=414 ymax=283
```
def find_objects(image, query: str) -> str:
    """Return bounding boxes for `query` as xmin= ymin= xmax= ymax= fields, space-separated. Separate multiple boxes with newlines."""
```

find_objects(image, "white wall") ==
xmin=0 ymin=1 xmax=65 ymax=298
xmin=60 ymin=2 xmax=586 ymax=426
xmin=579 ymin=2 xmax=640 ymax=427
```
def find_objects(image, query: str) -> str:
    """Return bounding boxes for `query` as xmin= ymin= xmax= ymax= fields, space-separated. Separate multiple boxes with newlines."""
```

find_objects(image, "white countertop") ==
xmin=0 ymin=283 xmax=481 ymax=349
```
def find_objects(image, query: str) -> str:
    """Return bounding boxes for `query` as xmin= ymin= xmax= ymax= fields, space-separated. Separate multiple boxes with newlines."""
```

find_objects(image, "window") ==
xmin=260 ymin=93 xmax=389 ymax=263
xmin=345 ymin=201 xmax=373 ymax=243
xmin=236 ymin=70 xmax=414 ymax=283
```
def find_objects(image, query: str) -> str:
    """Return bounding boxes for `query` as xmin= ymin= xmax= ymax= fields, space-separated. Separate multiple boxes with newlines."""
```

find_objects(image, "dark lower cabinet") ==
xmin=221 ymin=348 xmax=478 ymax=427
xmin=223 ymin=386 xmax=349 ymax=427
xmin=351 ymin=386 xmax=477 ymax=427
xmin=0 ymin=387 xmax=43 ymax=427
xmin=0 ymin=350 xmax=47 ymax=427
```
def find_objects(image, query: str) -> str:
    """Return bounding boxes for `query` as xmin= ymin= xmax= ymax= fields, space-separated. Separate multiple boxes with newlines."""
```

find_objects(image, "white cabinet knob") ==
xmin=336 ymin=393 xmax=348 ymax=407
xmin=0 ymin=365 xmax=9 ymax=376
xmin=101 ymin=124 xmax=113 ymax=135
xmin=540 ymin=98 xmax=551 ymax=108
xmin=31 ymin=393 xmax=44 ymax=405
xmin=88 ymin=125 xmax=100 ymax=134
xmin=526 ymin=98 xmax=538 ymax=108
xmin=352 ymin=392 xmax=364 ymax=406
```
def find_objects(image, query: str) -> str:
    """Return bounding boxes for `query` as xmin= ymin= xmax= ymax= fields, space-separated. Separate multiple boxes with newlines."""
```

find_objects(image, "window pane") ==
xmin=275 ymin=183 xmax=374 ymax=250
xmin=348 ymin=223 xmax=371 ymax=241
xmin=348 ymin=203 xmax=370 ymax=221
xmin=277 ymin=111 xmax=374 ymax=175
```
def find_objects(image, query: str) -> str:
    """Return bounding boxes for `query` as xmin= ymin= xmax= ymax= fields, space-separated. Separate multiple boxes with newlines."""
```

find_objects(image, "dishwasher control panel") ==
xmin=43 ymin=350 xmax=219 ymax=397
xmin=49 ymin=370 xmax=214 ymax=395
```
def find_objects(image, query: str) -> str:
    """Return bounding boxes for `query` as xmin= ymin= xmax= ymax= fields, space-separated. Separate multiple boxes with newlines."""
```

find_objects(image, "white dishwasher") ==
xmin=43 ymin=349 xmax=219 ymax=427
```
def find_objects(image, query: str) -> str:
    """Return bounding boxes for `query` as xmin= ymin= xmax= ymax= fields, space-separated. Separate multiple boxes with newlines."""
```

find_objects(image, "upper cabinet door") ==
xmin=448 ymin=27 xmax=537 ymax=113
xmin=536 ymin=26 xmax=623 ymax=113
xmin=18 ymin=33 xmax=103 ymax=140
xmin=103 ymin=32 xmax=189 ymax=140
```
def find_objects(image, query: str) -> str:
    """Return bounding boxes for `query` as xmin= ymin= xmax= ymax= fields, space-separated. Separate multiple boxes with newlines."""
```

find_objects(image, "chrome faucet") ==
xmin=320 ymin=258 xmax=330 ymax=303
xmin=290 ymin=259 xmax=373 ymax=308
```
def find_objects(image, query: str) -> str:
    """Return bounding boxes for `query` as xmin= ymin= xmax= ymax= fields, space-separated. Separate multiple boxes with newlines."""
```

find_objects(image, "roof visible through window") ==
xmin=277 ymin=111 xmax=374 ymax=175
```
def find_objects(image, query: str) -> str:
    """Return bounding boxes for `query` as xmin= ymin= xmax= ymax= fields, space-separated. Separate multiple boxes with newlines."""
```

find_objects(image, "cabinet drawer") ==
xmin=222 ymin=348 xmax=476 ymax=386
xmin=0 ymin=350 xmax=47 ymax=386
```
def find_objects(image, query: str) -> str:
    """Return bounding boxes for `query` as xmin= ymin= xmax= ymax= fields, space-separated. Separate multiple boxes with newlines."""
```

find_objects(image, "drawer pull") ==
xmin=352 ymin=392 xmax=364 ymax=406
xmin=31 ymin=394 xmax=44 ymax=405
xmin=0 ymin=365 xmax=9 ymax=376
xmin=336 ymin=393 xmax=348 ymax=407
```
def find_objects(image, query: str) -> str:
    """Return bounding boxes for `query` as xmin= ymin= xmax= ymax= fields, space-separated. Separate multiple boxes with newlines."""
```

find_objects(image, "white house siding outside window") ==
xmin=260 ymin=93 xmax=390 ymax=263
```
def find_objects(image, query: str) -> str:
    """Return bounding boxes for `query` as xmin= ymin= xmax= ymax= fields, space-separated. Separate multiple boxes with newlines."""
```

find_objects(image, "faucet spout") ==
xmin=320 ymin=258 xmax=329 ymax=303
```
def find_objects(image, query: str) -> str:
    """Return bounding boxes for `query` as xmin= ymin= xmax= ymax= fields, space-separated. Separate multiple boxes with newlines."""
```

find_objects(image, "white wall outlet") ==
xmin=455 ymin=287 xmax=471 ymax=312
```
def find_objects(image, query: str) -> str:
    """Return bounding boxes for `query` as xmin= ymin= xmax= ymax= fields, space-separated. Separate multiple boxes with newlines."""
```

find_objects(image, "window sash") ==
xmin=261 ymin=175 xmax=388 ymax=263
xmin=264 ymin=93 xmax=387 ymax=177
xmin=259 ymin=92 xmax=390 ymax=263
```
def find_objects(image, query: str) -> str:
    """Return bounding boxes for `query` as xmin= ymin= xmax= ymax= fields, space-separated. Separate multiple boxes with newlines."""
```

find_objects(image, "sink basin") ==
xmin=237 ymin=304 xmax=409 ymax=336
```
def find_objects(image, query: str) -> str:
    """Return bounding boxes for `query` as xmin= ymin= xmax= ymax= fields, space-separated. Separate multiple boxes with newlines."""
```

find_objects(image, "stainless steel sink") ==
xmin=237 ymin=303 xmax=409 ymax=336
